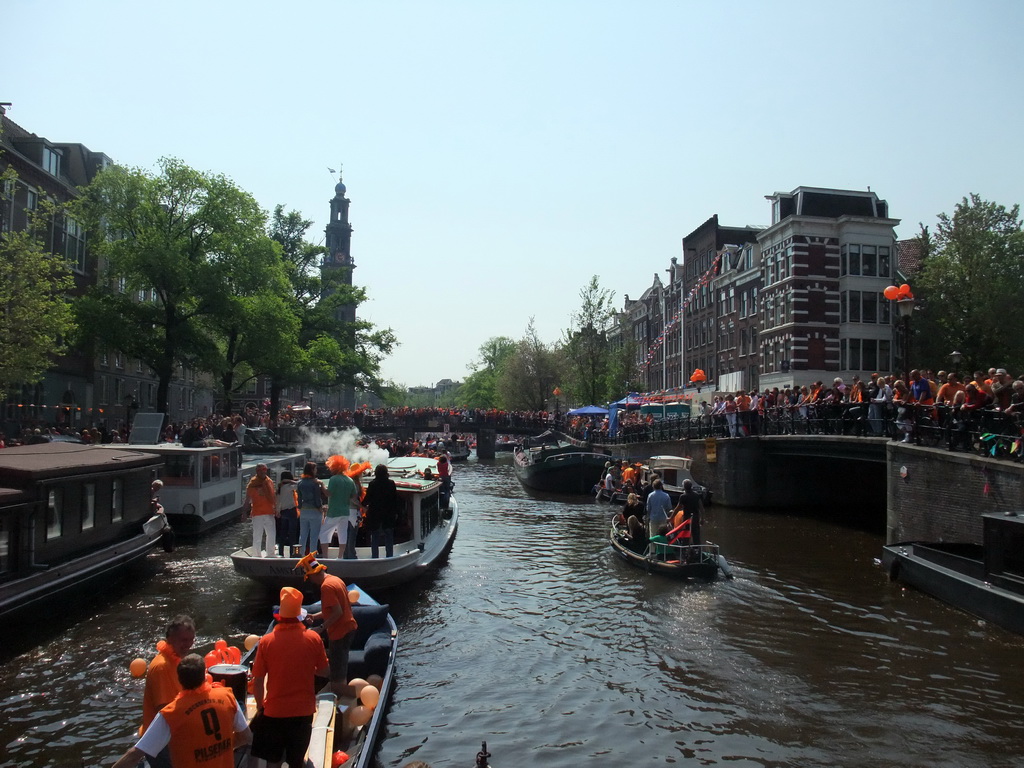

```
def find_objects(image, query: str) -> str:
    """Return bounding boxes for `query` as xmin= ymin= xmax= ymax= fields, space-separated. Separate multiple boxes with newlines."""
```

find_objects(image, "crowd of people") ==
xmin=568 ymin=367 xmax=1024 ymax=458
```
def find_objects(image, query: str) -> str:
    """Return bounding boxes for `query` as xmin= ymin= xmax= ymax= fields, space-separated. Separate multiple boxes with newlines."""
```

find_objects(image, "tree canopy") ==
xmin=0 ymin=196 xmax=76 ymax=398
xmin=497 ymin=319 xmax=562 ymax=411
xmin=457 ymin=336 xmax=516 ymax=408
xmin=913 ymin=194 xmax=1024 ymax=375
xmin=562 ymin=276 xmax=617 ymax=405
xmin=74 ymin=157 xmax=279 ymax=414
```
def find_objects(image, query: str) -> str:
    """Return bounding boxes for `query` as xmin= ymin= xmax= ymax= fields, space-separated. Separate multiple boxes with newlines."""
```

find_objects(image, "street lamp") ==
xmin=949 ymin=350 xmax=962 ymax=376
xmin=307 ymin=390 xmax=315 ymax=410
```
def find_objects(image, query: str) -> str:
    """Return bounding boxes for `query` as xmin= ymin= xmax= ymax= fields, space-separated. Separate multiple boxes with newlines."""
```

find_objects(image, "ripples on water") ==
xmin=2 ymin=458 xmax=1024 ymax=767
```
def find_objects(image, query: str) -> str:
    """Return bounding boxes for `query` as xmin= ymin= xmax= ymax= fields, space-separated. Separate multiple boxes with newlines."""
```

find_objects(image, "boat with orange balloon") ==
xmin=232 ymin=583 xmax=397 ymax=768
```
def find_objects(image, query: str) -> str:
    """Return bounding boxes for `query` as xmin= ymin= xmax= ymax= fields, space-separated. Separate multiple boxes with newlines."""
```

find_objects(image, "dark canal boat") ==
xmin=0 ymin=443 xmax=166 ymax=620
xmin=883 ymin=511 xmax=1024 ymax=635
xmin=513 ymin=431 xmax=608 ymax=494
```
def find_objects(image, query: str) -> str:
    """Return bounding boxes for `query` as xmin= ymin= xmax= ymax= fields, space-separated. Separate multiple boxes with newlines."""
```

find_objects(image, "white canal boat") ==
xmin=230 ymin=455 xmax=459 ymax=590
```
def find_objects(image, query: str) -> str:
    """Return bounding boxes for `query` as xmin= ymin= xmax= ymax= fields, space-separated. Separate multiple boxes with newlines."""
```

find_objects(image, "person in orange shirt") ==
xmin=243 ymin=463 xmax=277 ymax=558
xmin=113 ymin=654 xmax=250 ymax=768
xmin=249 ymin=586 xmax=330 ymax=768
xmin=300 ymin=553 xmax=358 ymax=699
xmin=139 ymin=615 xmax=196 ymax=768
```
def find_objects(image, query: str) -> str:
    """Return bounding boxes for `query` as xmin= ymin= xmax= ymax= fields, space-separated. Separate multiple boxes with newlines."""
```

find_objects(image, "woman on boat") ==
xmin=615 ymin=492 xmax=646 ymax=541
xmin=362 ymin=463 xmax=400 ymax=558
xmin=276 ymin=470 xmax=299 ymax=557
xmin=296 ymin=461 xmax=325 ymax=556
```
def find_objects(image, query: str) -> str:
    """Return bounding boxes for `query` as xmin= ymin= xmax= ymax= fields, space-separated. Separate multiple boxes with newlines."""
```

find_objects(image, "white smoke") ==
xmin=299 ymin=427 xmax=391 ymax=468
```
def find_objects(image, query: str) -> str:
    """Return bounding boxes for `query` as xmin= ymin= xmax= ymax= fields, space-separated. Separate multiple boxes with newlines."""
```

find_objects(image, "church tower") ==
xmin=322 ymin=169 xmax=357 ymax=411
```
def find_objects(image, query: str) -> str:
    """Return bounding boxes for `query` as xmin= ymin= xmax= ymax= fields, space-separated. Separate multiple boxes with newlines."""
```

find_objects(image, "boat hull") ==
xmin=882 ymin=542 xmax=1024 ymax=635
xmin=514 ymin=451 xmax=607 ymax=494
xmin=0 ymin=527 xmax=162 ymax=621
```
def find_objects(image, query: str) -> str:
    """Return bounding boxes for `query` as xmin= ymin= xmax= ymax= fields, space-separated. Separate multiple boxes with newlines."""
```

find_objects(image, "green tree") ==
xmin=74 ymin=158 xmax=276 ymax=414
xmin=0 ymin=201 xmax=76 ymax=398
xmin=913 ymin=194 xmax=1024 ymax=374
xmin=457 ymin=336 xmax=516 ymax=408
xmin=562 ymin=276 xmax=616 ymax=405
xmin=497 ymin=319 xmax=562 ymax=411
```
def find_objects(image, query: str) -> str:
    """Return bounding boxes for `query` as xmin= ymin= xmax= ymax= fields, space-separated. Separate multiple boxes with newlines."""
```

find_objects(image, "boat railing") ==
xmin=645 ymin=539 xmax=719 ymax=564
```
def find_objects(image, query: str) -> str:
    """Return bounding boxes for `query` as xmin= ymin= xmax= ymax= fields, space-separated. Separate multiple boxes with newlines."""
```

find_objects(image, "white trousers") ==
xmin=252 ymin=514 xmax=276 ymax=557
xmin=319 ymin=515 xmax=348 ymax=545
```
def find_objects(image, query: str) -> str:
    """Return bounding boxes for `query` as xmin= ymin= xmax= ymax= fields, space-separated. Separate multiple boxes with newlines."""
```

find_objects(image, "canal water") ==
xmin=2 ymin=455 xmax=1024 ymax=768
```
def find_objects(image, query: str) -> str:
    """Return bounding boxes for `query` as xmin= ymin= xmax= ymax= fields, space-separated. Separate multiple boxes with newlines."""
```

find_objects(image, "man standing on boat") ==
xmin=297 ymin=553 xmax=358 ymax=700
xmin=243 ymin=463 xmax=277 ymax=557
xmin=673 ymin=479 xmax=703 ymax=545
xmin=139 ymin=615 xmax=196 ymax=768
xmin=112 ymin=653 xmax=250 ymax=768
xmin=645 ymin=479 xmax=672 ymax=539
xmin=249 ymin=586 xmax=330 ymax=768
xmin=319 ymin=455 xmax=360 ymax=558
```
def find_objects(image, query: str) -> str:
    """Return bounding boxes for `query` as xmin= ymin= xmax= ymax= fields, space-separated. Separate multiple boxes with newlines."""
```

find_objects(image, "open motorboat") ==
xmin=609 ymin=518 xmax=731 ymax=581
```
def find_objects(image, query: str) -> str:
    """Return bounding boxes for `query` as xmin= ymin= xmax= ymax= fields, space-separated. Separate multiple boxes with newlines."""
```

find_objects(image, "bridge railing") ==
xmin=590 ymin=404 xmax=1024 ymax=461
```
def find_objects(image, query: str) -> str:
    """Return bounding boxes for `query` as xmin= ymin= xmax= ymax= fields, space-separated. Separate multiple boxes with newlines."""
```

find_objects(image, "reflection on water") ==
xmin=2 ymin=456 xmax=1023 ymax=767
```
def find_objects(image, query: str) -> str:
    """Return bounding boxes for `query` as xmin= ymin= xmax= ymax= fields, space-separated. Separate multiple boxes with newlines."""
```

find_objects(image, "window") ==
xmin=879 ymin=246 xmax=891 ymax=279
xmin=47 ymin=489 xmax=63 ymax=540
xmin=861 ymin=292 xmax=878 ymax=324
xmin=111 ymin=479 xmax=123 ymax=523
xmin=83 ymin=484 xmax=96 ymax=531
xmin=27 ymin=189 xmax=38 ymax=211
xmin=42 ymin=147 xmax=62 ymax=177
xmin=861 ymin=245 xmax=877 ymax=276
xmin=115 ymin=352 xmax=124 ymax=370
xmin=0 ymin=516 xmax=8 ymax=575
xmin=65 ymin=217 xmax=86 ymax=273
xmin=744 ymin=246 xmax=754 ymax=271
xmin=848 ymin=245 xmax=861 ymax=276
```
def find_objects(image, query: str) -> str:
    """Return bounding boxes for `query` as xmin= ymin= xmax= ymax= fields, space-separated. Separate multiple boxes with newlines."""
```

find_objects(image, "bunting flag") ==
xmin=639 ymin=254 xmax=722 ymax=370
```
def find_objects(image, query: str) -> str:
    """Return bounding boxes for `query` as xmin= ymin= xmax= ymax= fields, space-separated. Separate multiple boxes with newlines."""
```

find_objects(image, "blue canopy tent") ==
xmin=608 ymin=393 xmax=642 ymax=438
xmin=566 ymin=405 xmax=609 ymax=416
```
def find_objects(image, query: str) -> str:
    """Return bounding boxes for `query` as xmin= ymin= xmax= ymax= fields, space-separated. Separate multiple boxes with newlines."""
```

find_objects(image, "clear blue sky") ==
xmin=6 ymin=0 xmax=1022 ymax=388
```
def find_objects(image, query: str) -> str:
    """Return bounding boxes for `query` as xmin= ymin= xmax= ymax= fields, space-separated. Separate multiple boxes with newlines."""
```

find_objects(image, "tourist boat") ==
xmin=513 ymin=431 xmax=609 ymax=494
xmin=882 ymin=511 xmax=1024 ymax=635
xmin=608 ymin=518 xmax=731 ymax=581
xmin=596 ymin=455 xmax=712 ymax=505
xmin=0 ymin=443 xmax=168 ymax=620
xmin=230 ymin=455 xmax=459 ymax=590
xmin=97 ymin=440 xmax=305 ymax=535
xmin=227 ymin=583 xmax=397 ymax=768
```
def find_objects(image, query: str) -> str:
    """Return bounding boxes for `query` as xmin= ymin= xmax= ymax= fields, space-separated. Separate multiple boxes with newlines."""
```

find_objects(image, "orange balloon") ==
xmin=347 ymin=589 xmax=361 ymax=604
xmin=348 ymin=705 xmax=372 ymax=727
xmin=348 ymin=677 xmax=368 ymax=697
xmin=366 ymin=674 xmax=383 ymax=689
xmin=898 ymin=283 xmax=911 ymax=297
xmin=227 ymin=646 xmax=241 ymax=665
xmin=883 ymin=286 xmax=899 ymax=300
xmin=332 ymin=751 xmax=349 ymax=767
xmin=129 ymin=658 xmax=147 ymax=678
xmin=215 ymin=638 xmax=227 ymax=651
xmin=359 ymin=684 xmax=380 ymax=709
xmin=204 ymin=650 xmax=220 ymax=669
xmin=244 ymin=634 xmax=260 ymax=651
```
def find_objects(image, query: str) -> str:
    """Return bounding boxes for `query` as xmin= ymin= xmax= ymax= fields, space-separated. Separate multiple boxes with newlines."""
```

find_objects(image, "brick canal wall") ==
xmin=602 ymin=437 xmax=1024 ymax=544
